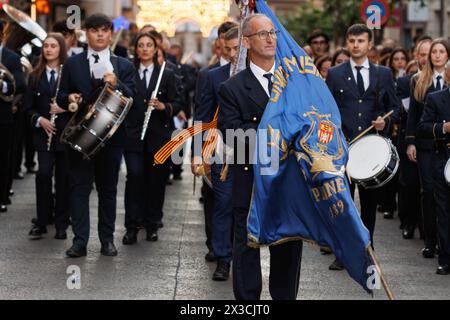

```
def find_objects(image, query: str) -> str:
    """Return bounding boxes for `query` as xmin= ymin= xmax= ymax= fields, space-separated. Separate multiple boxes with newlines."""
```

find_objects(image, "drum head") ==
xmin=347 ymin=135 xmax=391 ymax=180
xmin=444 ymin=160 xmax=450 ymax=185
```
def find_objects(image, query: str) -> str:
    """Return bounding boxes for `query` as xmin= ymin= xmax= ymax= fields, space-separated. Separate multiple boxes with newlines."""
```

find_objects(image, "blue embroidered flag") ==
xmin=248 ymin=0 xmax=374 ymax=293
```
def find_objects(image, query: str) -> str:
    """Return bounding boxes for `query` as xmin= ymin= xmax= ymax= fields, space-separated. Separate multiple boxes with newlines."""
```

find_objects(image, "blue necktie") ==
xmin=436 ymin=75 xmax=442 ymax=91
xmin=263 ymin=73 xmax=273 ymax=94
xmin=49 ymin=70 xmax=56 ymax=91
xmin=355 ymin=66 xmax=365 ymax=97
xmin=142 ymin=68 xmax=148 ymax=89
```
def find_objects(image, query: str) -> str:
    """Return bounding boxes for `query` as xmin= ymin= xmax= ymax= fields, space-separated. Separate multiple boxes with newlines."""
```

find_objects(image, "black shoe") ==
xmin=205 ymin=251 xmax=217 ymax=262
xmin=28 ymin=225 xmax=47 ymax=239
xmin=31 ymin=217 xmax=37 ymax=224
xmin=166 ymin=179 xmax=173 ymax=185
xmin=9 ymin=189 xmax=14 ymax=196
xmin=173 ymin=175 xmax=182 ymax=181
xmin=383 ymin=211 xmax=394 ymax=219
xmin=0 ymin=205 xmax=7 ymax=213
xmin=329 ymin=259 xmax=345 ymax=271
xmin=14 ymin=172 xmax=24 ymax=180
xmin=101 ymin=242 xmax=118 ymax=256
xmin=54 ymin=230 xmax=67 ymax=240
xmin=436 ymin=265 xmax=450 ymax=275
xmin=402 ymin=226 xmax=414 ymax=239
xmin=66 ymin=245 xmax=87 ymax=258
xmin=122 ymin=229 xmax=138 ymax=245
xmin=156 ymin=221 xmax=164 ymax=229
xmin=146 ymin=230 xmax=158 ymax=242
xmin=422 ymin=247 xmax=436 ymax=258
xmin=199 ymin=196 xmax=204 ymax=204
xmin=212 ymin=261 xmax=230 ymax=281
xmin=320 ymin=246 xmax=332 ymax=255
xmin=27 ymin=167 xmax=37 ymax=174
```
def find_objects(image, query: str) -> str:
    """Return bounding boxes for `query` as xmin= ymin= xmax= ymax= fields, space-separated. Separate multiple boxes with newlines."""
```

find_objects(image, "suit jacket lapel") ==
xmin=147 ymin=64 xmax=160 ymax=99
xmin=342 ymin=62 xmax=360 ymax=99
xmin=363 ymin=63 xmax=378 ymax=98
xmin=80 ymin=51 xmax=93 ymax=93
xmin=245 ymin=67 xmax=269 ymax=110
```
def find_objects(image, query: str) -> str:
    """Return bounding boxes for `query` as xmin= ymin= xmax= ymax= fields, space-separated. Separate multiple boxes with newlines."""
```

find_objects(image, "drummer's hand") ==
xmin=177 ymin=110 xmax=187 ymax=122
xmin=103 ymin=72 xmax=117 ymax=87
xmin=443 ymin=122 xmax=450 ymax=133
xmin=406 ymin=144 xmax=417 ymax=163
xmin=49 ymin=102 xmax=65 ymax=114
xmin=191 ymin=156 xmax=202 ymax=176
xmin=39 ymin=117 xmax=56 ymax=136
xmin=69 ymin=93 xmax=81 ymax=103
xmin=372 ymin=116 xmax=385 ymax=131
xmin=150 ymin=98 xmax=165 ymax=111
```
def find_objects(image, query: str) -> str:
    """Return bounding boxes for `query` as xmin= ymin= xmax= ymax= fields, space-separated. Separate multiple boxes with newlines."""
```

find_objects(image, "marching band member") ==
xmin=57 ymin=14 xmax=135 ymax=257
xmin=418 ymin=57 xmax=450 ymax=275
xmin=406 ymin=38 xmax=450 ymax=259
xmin=0 ymin=20 xmax=26 ymax=213
xmin=122 ymin=32 xmax=178 ymax=244
xmin=24 ymin=33 xmax=70 ymax=239
xmin=52 ymin=20 xmax=85 ymax=57
xmin=327 ymin=24 xmax=401 ymax=269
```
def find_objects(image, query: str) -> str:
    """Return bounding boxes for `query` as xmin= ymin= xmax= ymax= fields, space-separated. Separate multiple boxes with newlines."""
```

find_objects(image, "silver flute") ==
xmin=141 ymin=61 xmax=166 ymax=140
xmin=47 ymin=64 xmax=63 ymax=151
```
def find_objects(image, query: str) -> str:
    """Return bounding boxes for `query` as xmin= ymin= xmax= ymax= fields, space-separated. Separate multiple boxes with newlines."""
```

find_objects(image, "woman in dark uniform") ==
xmin=24 ymin=33 xmax=70 ymax=239
xmin=406 ymin=38 xmax=450 ymax=258
xmin=122 ymin=33 xmax=178 ymax=244
xmin=418 ymin=57 xmax=450 ymax=275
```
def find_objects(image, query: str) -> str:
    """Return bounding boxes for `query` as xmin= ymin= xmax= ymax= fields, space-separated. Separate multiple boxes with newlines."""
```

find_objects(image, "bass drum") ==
xmin=444 ymin=159 xmax=450 ymax=186
xmin=61 ymin=84 xmax=133 ymax=159
xmin=346 ymin=134 xmax=399 ymax=189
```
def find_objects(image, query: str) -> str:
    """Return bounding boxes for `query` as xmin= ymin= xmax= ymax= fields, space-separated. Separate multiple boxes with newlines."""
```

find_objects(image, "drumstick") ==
xmin=349 ymin=110 xmax=394 ymax=145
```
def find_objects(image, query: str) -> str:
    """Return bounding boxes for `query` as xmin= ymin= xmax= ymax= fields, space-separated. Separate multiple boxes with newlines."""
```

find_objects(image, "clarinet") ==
xmin=141 ymin=61 xmax=166 ymax=141
xmin=47 ymin=64 xmax=63 ymax=151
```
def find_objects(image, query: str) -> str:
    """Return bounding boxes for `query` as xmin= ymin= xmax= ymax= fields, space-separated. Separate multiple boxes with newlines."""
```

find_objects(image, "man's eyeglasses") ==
xmin=245 ymin=29 xmax=280 ymax=40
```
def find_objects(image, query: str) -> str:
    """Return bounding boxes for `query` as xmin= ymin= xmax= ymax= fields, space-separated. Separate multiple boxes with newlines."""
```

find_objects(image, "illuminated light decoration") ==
xmin=136 ymin=0 xmax=230 ymax=36
xmin=36 ymin=0 xmax=50 ymax=15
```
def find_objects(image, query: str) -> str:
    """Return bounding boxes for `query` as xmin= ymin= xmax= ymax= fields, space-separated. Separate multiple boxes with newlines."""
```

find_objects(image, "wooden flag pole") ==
xmin=367 ymin=246 xmax=395 ymax=300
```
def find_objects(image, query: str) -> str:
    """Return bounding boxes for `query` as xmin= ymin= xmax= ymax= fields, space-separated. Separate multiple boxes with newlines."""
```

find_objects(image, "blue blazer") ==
xmin=0 ymin=47 xmax=26 ymax=125
xmin=326 ymin=61 xmax=400 ymax=141
xmin=218 ymin=67 xmax=268 ymax=209
xmin=23 ymin=72 xmax=71 ymax=152
xmin=56 ymin=51 xmax=136 ymax=147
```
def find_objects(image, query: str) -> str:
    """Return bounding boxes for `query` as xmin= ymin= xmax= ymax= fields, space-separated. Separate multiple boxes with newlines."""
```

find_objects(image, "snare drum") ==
xmin=61 ymin=84 xmax=133 ymax=159
xmin=444 ymin=159 xmax=450 ymax=185
xmin=346 ymin=134 xmax=399 ymax=189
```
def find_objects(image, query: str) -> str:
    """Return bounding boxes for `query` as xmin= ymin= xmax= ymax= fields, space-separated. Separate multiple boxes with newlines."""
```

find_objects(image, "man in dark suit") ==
xmin=418 ymin=60 xmax=450 ymax=274
xmin=192 ymin=21 xmax=237 ymax=263
xmin=192 ymin=27 xmax=239 ymax=281
xmin=326 ymin=24 xmax=401 ymax=269
xmin=218 ymin=14 xmax=303 ymax=300
xmin=0 ymin=20 xmax=26 ymax=213
xmin=57 ymin=14 xmax=135 ymax=257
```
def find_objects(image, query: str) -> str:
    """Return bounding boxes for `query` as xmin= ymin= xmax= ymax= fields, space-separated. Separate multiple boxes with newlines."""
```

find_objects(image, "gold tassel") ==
xmin=220 ymin=163 xmax=229 ymax=182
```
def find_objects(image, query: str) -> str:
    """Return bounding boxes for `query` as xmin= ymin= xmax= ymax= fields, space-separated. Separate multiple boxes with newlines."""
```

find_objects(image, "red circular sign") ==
xmin=360 ymin=0 xmax=391 ymax=26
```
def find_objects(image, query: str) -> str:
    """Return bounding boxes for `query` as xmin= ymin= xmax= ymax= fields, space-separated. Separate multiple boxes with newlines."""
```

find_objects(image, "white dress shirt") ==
xmin=433 ymin=69 xmax=445 ymax=90
xmin=139 ymin=63 xmax=154 ymax=89
xmin=87 ymin=47 xmax=111 ymax=77
xmin=220 ymin=56 xmax=229 ymax=67
xmin=350 ymin=58 xmax=370 ymax=91
xmin=249 ymin=61 xmax=276 ymax=97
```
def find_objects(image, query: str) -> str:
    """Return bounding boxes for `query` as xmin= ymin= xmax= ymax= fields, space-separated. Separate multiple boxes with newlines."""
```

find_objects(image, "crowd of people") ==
xmin=0 ymin=9 xmax=449 ymax=301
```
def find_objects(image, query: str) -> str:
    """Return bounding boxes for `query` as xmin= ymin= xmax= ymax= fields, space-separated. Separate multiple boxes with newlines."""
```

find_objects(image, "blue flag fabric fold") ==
xmin=248 ymin=0 xmax=374 ymax=293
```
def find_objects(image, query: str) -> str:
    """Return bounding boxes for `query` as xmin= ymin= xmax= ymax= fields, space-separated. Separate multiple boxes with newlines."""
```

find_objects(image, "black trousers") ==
xmin=398 ymin=153 xmax=421 ymax=230
xmin=432 ymin=153 xmax=450 ymax=266
xmin=144 ymin=150 xmax=171 ymax=231
xmin=417 ymin=149 xmax=437 ymax=248
xmin=232 ymin=206 xmax=303 ymax=300
xmin=35 ymin=151 xmax=70 ymax=231
xmin=124 ymin=151 xmax=145 ymax=229
xmin=0 ymin=124 xmax=13 ymax=205
xmin=350 ymin=182 xmax=378 ymax=247
xmin=202 ymin=181 xmax=214 ymax=252
xmin=67 ymin=146 xmax=123 ymax=247
xmin=378 ymin=172 xmax=398 ymax=213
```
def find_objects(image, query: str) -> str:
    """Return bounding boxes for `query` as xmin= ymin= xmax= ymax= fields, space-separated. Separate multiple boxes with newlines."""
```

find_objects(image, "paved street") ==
xmin=0 ymin=165 xmax=449 ymax=300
